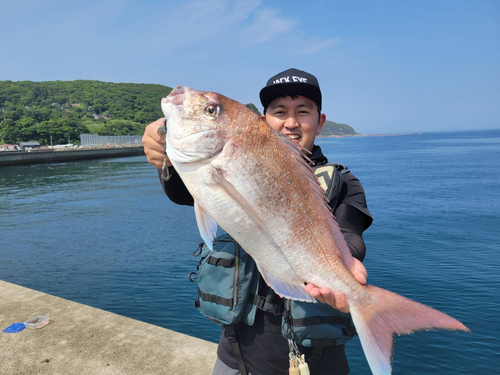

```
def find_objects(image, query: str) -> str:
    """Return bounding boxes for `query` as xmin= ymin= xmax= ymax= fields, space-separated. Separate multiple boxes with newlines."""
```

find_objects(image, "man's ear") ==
xmin=260 ymin=114 xmax=266 ymax=121
xmin=317 ymin=114 xmax=326 ymax=135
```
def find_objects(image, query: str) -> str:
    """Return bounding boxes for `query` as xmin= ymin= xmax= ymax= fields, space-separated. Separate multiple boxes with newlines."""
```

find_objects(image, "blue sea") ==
xmin=1 ymin=129 xmax=499 ymax=374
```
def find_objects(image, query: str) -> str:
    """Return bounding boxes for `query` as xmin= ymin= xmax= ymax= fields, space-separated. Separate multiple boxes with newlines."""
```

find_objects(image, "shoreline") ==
xmin=0 ymin=146 xmax=145 ymax=167
xmin=318 ymin=132 xmax=422 ymax=138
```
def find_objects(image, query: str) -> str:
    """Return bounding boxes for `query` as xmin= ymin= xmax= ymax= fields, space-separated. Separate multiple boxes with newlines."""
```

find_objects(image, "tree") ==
xmin=0 ymin=119 xmax=20 ymax=144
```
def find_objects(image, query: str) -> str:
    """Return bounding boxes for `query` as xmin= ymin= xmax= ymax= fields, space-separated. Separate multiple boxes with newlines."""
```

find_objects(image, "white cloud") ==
xmin=129 ymin=0 xmax=263 ymax=50
xmin=236 ymin=8 xmax=298 ymax=47
xmin=124 ymin=0 xmax=329 ymax=54
xmin=290 ymin=36 xmax=341 ymax=56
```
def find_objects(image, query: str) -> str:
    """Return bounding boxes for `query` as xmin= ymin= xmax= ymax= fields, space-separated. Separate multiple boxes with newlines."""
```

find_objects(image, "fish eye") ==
xmin=205 ymin=104 xmax=220 ymax=117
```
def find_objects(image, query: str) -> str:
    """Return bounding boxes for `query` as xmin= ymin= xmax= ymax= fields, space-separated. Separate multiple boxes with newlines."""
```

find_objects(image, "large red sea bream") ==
xmin=160 ymin=86 xmax=469 ymax=375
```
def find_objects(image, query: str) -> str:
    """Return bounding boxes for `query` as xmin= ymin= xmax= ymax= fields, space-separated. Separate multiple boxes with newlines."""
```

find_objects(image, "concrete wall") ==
xmin=0 ymin=147 xmax=145 ymax=167
xmin=0 ymin=280 xmax=217 ymax=375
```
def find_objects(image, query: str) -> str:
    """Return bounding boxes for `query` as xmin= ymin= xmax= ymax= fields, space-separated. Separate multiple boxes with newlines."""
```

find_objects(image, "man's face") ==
xmin=262 ymin=95 xmax=326 ymax=152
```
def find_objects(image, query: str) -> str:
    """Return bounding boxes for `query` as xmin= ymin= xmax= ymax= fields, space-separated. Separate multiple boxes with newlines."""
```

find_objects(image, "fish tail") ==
xmin=349 ymin=285 xmax=470 ymax=375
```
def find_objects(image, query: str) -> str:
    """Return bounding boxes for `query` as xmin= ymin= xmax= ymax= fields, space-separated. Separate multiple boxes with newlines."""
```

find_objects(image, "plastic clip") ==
xmin=193 ymin=243 xmax=204 ymax=257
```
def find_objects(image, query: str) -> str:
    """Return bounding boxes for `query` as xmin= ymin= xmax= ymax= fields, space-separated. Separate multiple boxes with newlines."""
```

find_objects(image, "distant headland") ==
xmin=319 ymin=121 xmax=358 ymax=137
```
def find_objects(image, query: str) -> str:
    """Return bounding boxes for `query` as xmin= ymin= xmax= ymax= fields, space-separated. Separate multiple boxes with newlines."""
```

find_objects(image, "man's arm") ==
xmin=335 ymin=203 xmax=368 ymax=261
xmin=160 ymin=167 xmax=194 ymax=206
xmin=142 ymin=119 xmax=194 ymax=206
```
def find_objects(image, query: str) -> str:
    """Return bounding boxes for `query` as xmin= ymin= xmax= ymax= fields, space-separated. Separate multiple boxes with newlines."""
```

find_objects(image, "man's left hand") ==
xmin=305 ymin=258 xmax=367 ymax=313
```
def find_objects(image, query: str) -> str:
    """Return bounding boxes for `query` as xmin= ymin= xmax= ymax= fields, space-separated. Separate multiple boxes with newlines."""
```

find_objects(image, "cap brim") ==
xmin=259 ymin=83 xmax=322 ymax=111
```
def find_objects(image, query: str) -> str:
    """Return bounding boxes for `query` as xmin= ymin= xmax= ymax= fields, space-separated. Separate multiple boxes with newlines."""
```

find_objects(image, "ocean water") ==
xmin=1 ymin=129 xmax=499 ymax=374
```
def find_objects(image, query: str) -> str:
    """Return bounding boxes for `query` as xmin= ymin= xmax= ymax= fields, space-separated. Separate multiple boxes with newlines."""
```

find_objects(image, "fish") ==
xmin=160 ymin=86 xmax=470 ymax=375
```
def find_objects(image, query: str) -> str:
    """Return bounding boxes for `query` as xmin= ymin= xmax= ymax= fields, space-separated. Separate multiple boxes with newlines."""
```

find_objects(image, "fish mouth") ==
xmin=172 ymin=129 xmax=212 ymax=141
xmin=162 ymin=85 xmax=187 ymax=110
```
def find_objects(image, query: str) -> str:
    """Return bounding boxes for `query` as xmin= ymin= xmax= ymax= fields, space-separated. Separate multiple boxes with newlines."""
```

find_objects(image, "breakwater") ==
xmin=0 ymin=146 xmax=144 ymax=166
xmin=0 ymin=280 xmax=217 ymax=375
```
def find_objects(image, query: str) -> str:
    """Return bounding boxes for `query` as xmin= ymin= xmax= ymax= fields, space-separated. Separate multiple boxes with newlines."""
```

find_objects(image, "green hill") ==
xmin=320 ymin=120 xmax=358 ymax=136
xmin=0 ymin=80 xmax=357 ymax=145
xmin=0 ymin=80 xmax=171 ymax=145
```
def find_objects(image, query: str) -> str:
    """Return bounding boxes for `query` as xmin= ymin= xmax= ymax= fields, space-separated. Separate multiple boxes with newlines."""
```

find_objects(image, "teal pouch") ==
xmin=284 ymin=299 xmax=356 ymax=347
xmin=194 ymin=231 xmax=260 ymax=326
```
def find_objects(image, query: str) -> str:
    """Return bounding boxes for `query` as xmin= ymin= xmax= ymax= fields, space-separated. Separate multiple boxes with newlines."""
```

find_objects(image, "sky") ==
xmin=1 ymin=0 xmax=499 ymax=134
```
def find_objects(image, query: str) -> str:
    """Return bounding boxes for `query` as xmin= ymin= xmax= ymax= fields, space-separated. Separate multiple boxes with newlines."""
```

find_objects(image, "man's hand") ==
xmin=305 ymin=259 xmax=367 ymax=313
xmin=142 ymin=118 xmax=171 ymax=169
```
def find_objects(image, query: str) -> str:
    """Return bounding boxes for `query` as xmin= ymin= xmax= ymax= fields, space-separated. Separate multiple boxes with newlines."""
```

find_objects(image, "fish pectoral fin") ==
xmin=194 ymin=200 xmax=218 ymax=250
xmin=258 ymin=265 xmax=317 ymax=303
xmin=211 ymin=167 xmax=269 ymax=233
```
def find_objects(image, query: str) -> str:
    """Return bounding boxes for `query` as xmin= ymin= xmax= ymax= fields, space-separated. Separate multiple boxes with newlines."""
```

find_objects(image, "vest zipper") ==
xmin=216 ymin=238 xmax=240 ymax=307
xmin=233 ymin=240 xmax=240 ymax=306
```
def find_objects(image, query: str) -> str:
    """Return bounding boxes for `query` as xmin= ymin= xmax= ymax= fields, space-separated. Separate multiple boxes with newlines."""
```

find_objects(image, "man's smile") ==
xmin=285 ymin=133 xmax=301 ymax=142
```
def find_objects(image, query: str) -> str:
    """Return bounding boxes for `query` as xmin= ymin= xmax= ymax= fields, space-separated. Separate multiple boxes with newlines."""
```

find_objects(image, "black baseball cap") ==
xmin=259 ymin=68 xmax=322 ymax=112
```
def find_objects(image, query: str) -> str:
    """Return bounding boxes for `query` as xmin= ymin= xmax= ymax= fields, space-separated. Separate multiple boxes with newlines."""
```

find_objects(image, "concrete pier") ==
xmin=0 ymin=280 xmax=217 ymax=375
xmin=0 ymin=147 xmax=145 ymax=166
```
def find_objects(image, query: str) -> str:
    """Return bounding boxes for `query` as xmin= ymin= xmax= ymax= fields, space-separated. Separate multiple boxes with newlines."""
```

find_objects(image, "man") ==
xmin=142 ymin=68 xmax=372 ymax=374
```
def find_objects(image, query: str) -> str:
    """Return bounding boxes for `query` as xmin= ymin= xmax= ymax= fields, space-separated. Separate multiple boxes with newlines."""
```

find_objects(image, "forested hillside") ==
xmin=0 ymin=80 xmax=358 ymax=145
xmin=0 ymin=80 xmax=170 ymax=145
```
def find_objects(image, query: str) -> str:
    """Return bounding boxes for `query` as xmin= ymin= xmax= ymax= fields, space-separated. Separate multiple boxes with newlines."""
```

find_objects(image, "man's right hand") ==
xmin=305 ymin=259 xmax=367 ymax=313
xmin=142 ymin=118 xmax=170 ymax=169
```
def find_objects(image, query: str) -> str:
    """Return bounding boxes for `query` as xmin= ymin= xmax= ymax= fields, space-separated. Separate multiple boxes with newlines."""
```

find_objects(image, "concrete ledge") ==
xmin=0 ymin=280 xmax=217 ymax=375
xmin=0 ymin=147 xmax=145 ymax=166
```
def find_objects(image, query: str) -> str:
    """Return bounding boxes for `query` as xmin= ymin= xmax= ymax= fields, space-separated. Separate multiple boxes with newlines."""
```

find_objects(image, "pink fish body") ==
xmin=161 ymin=86 xmax=469 ymax=375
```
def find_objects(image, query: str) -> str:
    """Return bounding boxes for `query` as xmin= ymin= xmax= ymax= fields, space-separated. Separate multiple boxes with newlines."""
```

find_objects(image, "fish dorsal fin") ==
xmin=194 ymin=200 xmax=218 ymax=250
xmin=280 ymin=136 xmax=356 ymax=273
xmin=257 ymin=264 xmax=317 ymax=303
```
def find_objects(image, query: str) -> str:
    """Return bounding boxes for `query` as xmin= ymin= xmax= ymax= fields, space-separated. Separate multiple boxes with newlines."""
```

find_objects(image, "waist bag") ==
xmin=283 ymin=299 xmax=356 ymax=347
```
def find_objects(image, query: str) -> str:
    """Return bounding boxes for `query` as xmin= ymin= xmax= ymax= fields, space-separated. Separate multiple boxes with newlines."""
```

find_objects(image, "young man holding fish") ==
xmin=144 ymin=68 xmax=469 ymax=375
xmin=143 ymin=69 xmax=373 ymax=374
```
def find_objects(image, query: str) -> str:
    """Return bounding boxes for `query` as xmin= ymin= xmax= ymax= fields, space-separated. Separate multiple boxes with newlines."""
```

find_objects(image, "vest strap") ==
xmin=206 ymin=255 xmax=235 ymax=268
xmin=342 ymin=327 xmax=357 ymax=336
xmin=307 ymin=345 xmax=325 ymax=368
xmin=197 ymin=288 xmax=233 ymax=307
xmin=251 ymin=294 xmax=284 ymax=315
xmin=224 ymin=325 xmax=248 ymax=375
xmin=292 ymin=315 xmax=351 ymax=327
xmin=308 ymin=339 xmax=338 ymax=347
xmin=313 ymin=163 xmax=348 ymax=209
